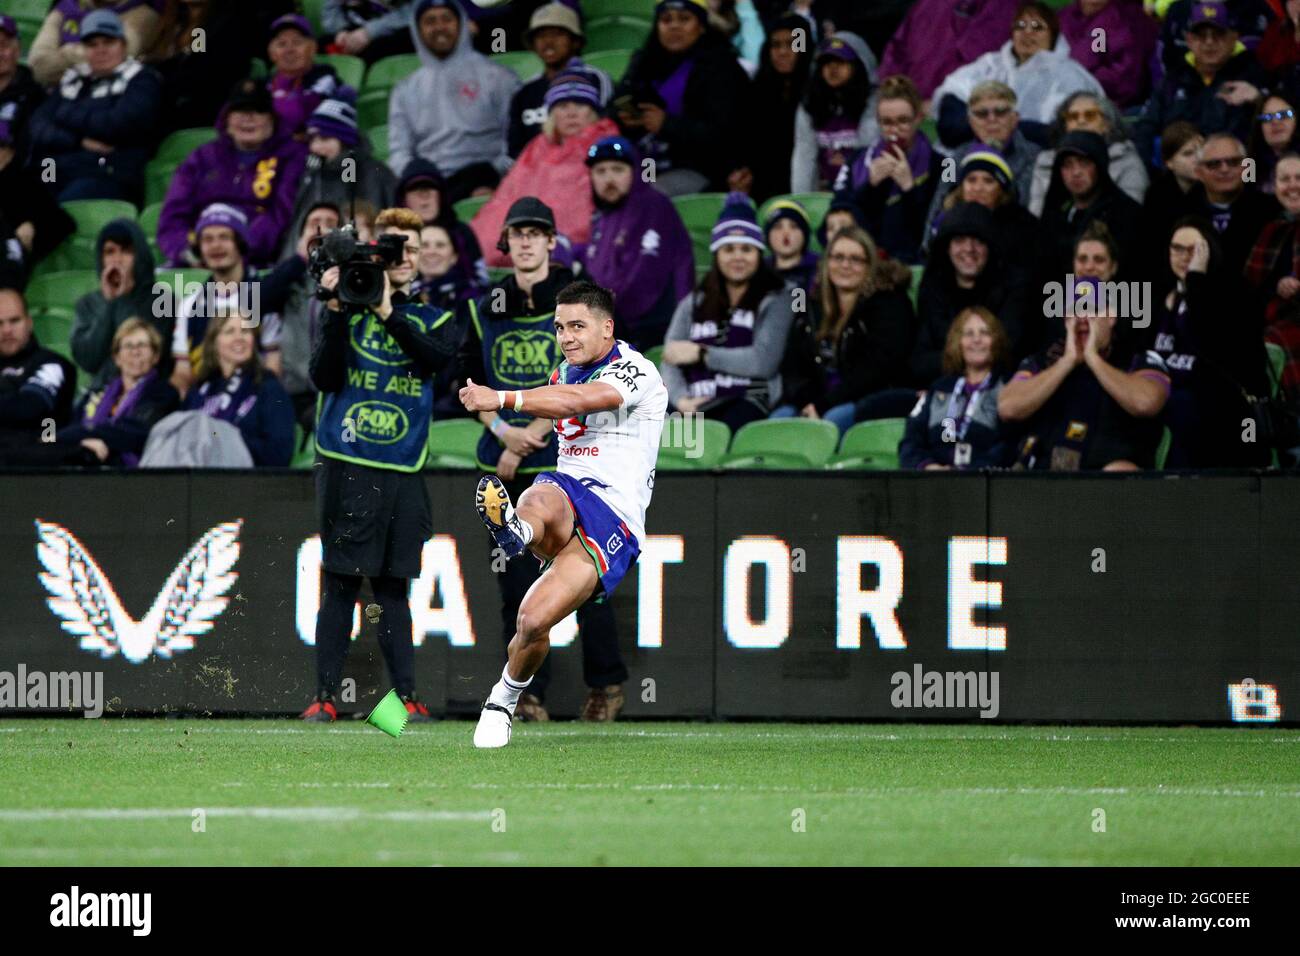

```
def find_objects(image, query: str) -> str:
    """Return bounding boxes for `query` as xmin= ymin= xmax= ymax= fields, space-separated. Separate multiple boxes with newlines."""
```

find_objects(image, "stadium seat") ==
xmin=303 ymin=0 xmax=326 ymax=35
xmin=357 ymin=87 xmax=391 ymax=129
xmin=487 ymin=267 xmax=513 ymax=284
xmin=671 ymin=192 xmax=728 ymax=271
xmin=454 ymin=195 xmax=490 ymax=223
xmin=582 ymin=49 xmax=633 ymax=84
xmin=26 ymin=271 xmax=99 ymax=314
xmin=248 ymin=58 xmax=268 ymax=80
xmin=154 ymin=127 xmax=217 ymax=166
xmin=36 ymin=200 xmax=141 ymax=274
xmin=909 ymin=265 xmax=923 ymax=309
xmin=363 ymin=54 xmax=422 ymax=93
xmin=585 ymin=16 xmax=652 ymax=53
xmin=918 ymin=115 xmax=939 ymax=147
xmin=138 ymin=202 xmax=163 ymax=237
xmin=16 ymin=17 xmax=41 ymax=56
xmin=318 ymin=53 xmax=365 ymax=90
xmin=9 ymin=0 xmax=50 ymax=21
xmin=367 ymin=124 xmax=389 ymax=163
xmin=643 ymin=344 xmax=663 ymax=366
xmin=721 ymin=418 xmax=840 ymax=469
xmin=1266 ymin=341 xmax=1286 ymax=398
xmin=290 ymin=425 xmax=317 ymax=471
xmin=581 ymin=0 xmax=643 ymax=18
xmin=33 ymin=309 xmax=76 ymax=355
xmin=1155 ymin=427 xmax=1172 ymax=470
xmin=657 ymin=417 xmax=730 ymax=470
xmin=828 ymin=418 xmax=906 ymax=470
xmin=425 ymin=418 xmax=483 ymax=470
xmin=490 ymin=51 xmax=544 ymax=81
xmin=144 ymin=158 xmax=180 ymax=206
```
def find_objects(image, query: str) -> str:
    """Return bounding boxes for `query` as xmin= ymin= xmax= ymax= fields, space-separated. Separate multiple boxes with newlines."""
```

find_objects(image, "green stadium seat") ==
xmin=909 ymin=264 xmax=923 ymax=309
xmin=585 ymin=16 xmax=652 ymax=53
xmin=248 ymin=58 xmax=268 ymax=80
xmin=487 ymin=267 xmax=513 ymax=284
xmin=490 ymin=51 xmax=544 ymax=81
xmin=828 ymin=418 xmax=906 ymax=470
xmin=138 ymin=201 xmax=163 ymax=237
xmin=363 ymin=54 xmax=422 ymax=92
xmin=643 ymin=344 xmax=663 ymax=367
xmin=454 ymin=195 xmax=490 ymax=223
xmin=303 ymin=0 xmax=326 ymax=35
xmin=291 ymin=425 xmax=317 ymax=471
xmin=583 ymin=49 xmax=633 ymax=84
xmin=33 ymin=309 xmax=76 ymax=356
xmin=367 ymin=124 xmax=389 ymax=163
xmin=154 ymin=127 xmax=217 ymax=166
xmin=426 ymin=418 xmax=483 ymax=470
xmin=26 ymin=271 xmax=99 ymax=313
xmin=721 ymin=418 xmax=840 ymax=469
xmin=318 ymin=53 xmax=365 ymax=90
xmin=144 ymin=158 xmax=180 ymax=207
xmin=671 ymin=192 xmax=728 ymax=271
xmin=33 ymin=200 xmax=140 ymax=275
xmin=16 ymin=17 xmax=41 ymax=56
xmin=657 ymin=417 xmax=730 ymax=470
xmin=357 ymin=87 xmax=391 ymax=129
xmin=1266 ymin=341 xmax=1286 ymax=398
xmin=1154 ymin=426 xmax=1172 ymax=470
xmin=918 ymin=115 xmax=938 ymax=148
xmin=154 ymin=267 xmax=212 ymax=290
xmin=581 ymin=0 xmax=644 ymax=18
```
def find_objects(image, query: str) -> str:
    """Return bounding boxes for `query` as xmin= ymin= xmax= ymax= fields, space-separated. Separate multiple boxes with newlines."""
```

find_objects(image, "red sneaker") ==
xmin=403 ymin=696 xmax=433 ymax=722
xmin=300 ymin=697 xmax=337 ymax=722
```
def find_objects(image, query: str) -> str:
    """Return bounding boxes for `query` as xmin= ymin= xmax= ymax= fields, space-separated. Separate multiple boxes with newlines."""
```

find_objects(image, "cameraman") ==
xmin=303 ymin=207 xmax=462 ymax=722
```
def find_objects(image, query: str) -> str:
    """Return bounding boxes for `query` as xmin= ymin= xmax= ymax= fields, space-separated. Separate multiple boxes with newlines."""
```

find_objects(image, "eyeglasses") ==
xmin=970 ymin=105 xmax=1012 ymax=120
xmin=1014 ymin=19 xmax=1047 ymax=31
xmin=1200 ymin=156 xmax=1245 ymax=170
xmin=1260 ymin=109 xmax=1296 ymax=123
xmin=1066 ymin=107 xmax=1102 ymax=124
xmin=1169 ymin=242 xmax=1197 ymax=256
xmin=828 ymin=253 xmax=869 ymax=266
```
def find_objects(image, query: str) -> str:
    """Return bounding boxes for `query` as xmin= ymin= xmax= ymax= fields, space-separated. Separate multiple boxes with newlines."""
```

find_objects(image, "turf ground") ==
xmin=1 ymin=720 xmax=1298 ymax=866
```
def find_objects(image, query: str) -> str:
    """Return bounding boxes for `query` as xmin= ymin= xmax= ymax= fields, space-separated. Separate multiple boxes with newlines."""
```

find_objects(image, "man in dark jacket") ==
xmin=1175 ymin=131 xmax=1280 ymax=278
xmin=0 ymin=287 xmax=76 ymax=463
xmin=0 ymin=128 xmax=74 ymax=287
xmin=1133 ymin=2 xmax=1269 ymax=168
xmin=912 ymin=202 xmax=1037 ymax=386
xmin=1038 ymin=130 xmax=1144 ymax=276
xmin=0 ymin=15 xmax=46 ymax=166
xmin=457 ymin=196 xmax=629 ymax=723
xmin=70 ymin=219 xmax=168 ymax=393
xmin=28 ymin=10 xmax=163 ymax=203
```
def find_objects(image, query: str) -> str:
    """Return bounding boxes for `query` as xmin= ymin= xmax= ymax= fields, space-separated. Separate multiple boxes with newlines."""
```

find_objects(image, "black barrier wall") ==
xmin=0 ymin=471 xmax=1294 ymax=723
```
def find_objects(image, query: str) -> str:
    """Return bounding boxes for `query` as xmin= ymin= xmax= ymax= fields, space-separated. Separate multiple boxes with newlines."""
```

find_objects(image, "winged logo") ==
xmin=35 ymin=519 xmax=243 ymax=663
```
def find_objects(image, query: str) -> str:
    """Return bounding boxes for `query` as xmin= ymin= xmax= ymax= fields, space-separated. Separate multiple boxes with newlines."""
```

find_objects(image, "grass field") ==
xmin=1 ymin=720 xmax=1298 ymax=866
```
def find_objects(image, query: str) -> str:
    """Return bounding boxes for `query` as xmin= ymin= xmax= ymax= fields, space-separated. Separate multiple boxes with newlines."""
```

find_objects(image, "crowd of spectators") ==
xmin=2 ymin=0 xmax=1299 ymax=473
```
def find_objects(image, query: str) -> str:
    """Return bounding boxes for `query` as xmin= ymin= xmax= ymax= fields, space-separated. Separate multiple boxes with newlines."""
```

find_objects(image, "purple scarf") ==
xmin=851 ymin=131 xmax=934 ymax=202
xmin=86 ymin=369 xmax=157 ymax=428
xmin=654 ymin=58 xmax=695 ymax=117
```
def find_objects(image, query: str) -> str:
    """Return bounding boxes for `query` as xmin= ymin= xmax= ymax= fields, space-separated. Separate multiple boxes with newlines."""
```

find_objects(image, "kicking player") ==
xmin=458 ymin=279 xmax=667 ymax=747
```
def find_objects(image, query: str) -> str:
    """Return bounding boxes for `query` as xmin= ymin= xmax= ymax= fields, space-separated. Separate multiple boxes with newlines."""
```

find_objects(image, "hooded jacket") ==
xmin=70 ymin=218 xmax=169 ymax=393
xmin=156 ymin=101 xmax=309 ymax=268
xmin=279 ymin=141 xmax=398 ymax=260
xmin=790 ymin=31 xmax=880 ymax=194
xmin=1029 ymin=138 xmax=1149 ymax=216
xmin=472 ymin=117 xmax=621 ymax=268
xmin=880 ymin=0 xmax=1021 ymax=100
xmin=28 ymin=55 xmax=163 ymax=199
xmin=388 ymin=0 xmax=520 ymax=179
xmin=913 ymin=202 xmax=1036 ymax=386
xmin=581 ymin=149 xmax=696 ymax=335
xmin=932 ymin=34 xmax=1105 ymax=148
xmin=1038 ymin=129 xmax=1144 ymax=275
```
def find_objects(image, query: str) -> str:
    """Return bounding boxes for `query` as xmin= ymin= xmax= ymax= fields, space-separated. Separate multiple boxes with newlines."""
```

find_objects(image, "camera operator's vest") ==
xmin=315 ymin=306 xmax=445 ymax=472
xmin=469 ymin=298 xmax=563 ymax=473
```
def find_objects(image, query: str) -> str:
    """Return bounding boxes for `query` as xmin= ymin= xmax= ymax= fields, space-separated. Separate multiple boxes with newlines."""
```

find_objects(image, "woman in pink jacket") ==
xmin=472 ymin=62 xmax=617 ymax=268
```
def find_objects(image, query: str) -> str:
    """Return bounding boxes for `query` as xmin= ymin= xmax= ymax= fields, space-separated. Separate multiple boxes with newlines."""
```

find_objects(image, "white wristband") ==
xmin=497 ymin=390 xmax=506 ymax=409
xmin=514 ymin=390 xmax=525 ymax=412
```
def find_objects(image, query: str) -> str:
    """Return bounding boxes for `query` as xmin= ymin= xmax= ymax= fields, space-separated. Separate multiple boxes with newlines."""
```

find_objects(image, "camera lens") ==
xmin=341 ymin=262 xmax=383 ymax=306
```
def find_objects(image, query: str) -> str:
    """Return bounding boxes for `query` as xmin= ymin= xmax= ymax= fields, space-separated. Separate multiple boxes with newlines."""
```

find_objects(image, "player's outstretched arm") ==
xmin=460 ymin=378 xmax=623 ymax=419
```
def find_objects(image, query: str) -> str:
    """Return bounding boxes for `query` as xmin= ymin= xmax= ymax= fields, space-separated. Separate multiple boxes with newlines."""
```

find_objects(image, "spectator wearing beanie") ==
xmin=790 ymin=33 xmax=880 ymax=194
xmin=581 ymin=136 xmax=695 ymax=351
xmin=763 ymin=200 xmax=820 ymax=293
xmin=613 ymin=0 xmax=752 ymax=196
xmin=281 ymin=93 xmax=397 ymax=259
xmin=1057 ymin=0 xmax=1157 ymax=109
xmin=28 ymin=10 xmax=163 ymax=203
xmin=931 ymin=1 xmax=1104 ymax=152
xmin=1028 ymin=91 xmax=1150 ymax=217
xmin=472 ymin=62 xmax=620 ymax=268
xmin=388 ymin=0 xmax=520 ymax=202
xmin=508 ymin=4 xmax=612 ymax=159
xmin=913 ymin=202 xmax=1035 ymax=385
xmin=835 ymin=74 xmax=942 ymax=265
xmin=880 ymin=0 xmax=1021 ymax=102
xmin=71 ymin=218 xmax=166 ymax=393
xmin=732 ymin=13 xmax=815 ymax=202
xmin=265 ymin=14 xmax=343 ymax=139
xmin=157 ymin=77 xmax=309 ymax=268
xmin=660 ymin=193 xmax=796 ymax=430
xmin=397 ymin=158 xmax=488 ymax=287
xmin=0 ymin=15 xmax=46 ymax=165
xmin=28 ymin=0 xmax=166 ymax=88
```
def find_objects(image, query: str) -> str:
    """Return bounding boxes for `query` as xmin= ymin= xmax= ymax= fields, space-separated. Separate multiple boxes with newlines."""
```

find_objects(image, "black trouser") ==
xmin=494 ymin=475 xmax=627 ymax=700
xmin=315 ymin=571 xmax=416 ymax=699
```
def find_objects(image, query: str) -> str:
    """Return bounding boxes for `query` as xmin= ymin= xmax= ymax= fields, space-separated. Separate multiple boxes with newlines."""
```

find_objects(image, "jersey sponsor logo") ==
xmin=492 ymin=329 xmax=560 ymax=386
xmin=555 ymin=416 xmax=588 ymax=441
xmin=640 ymin=229 xmax=661 ymax=255
xmin=344 ymin=399 xmax=410 ymax=445
xmin=605 ymin=532 xmax=624 ymax=555
xmin=603 ymin=360 xmax=645 ymax=393
xmin=561 ymin=444 xmax=600 ymax=457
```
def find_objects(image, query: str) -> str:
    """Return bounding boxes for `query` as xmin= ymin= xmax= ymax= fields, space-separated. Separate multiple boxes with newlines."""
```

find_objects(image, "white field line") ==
xmin=0 ymin=846 xmax=520 ymax=864
xmin=0 ymin=807 xmax=490 ymax=822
